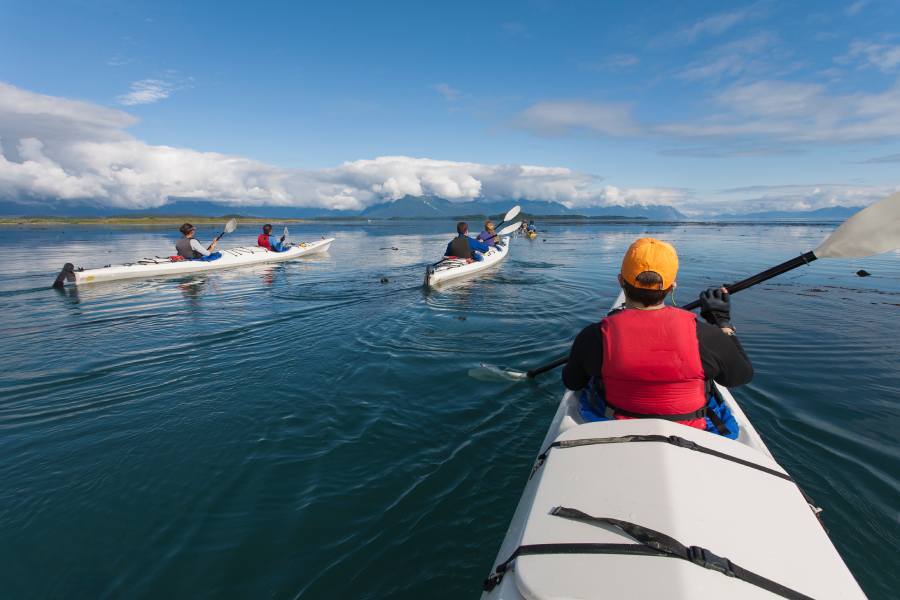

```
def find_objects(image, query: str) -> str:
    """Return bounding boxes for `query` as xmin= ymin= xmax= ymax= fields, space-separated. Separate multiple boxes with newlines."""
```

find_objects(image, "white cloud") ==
xmin=117 ymin=78 xmax=183 ymax=106
xmin=586 ymin=54 xmax=640 ymax=71
xmin=0 ymin=82 xmax=675 ymax=211
xmin=432 ymin=83 xmax=461 ymax=102
xmin=518 ymin=78 xmax=900 ymax=144
xmin=516 ymin=100 xmax=640 ymax=136
xmin=860 ymin=152 xmax=900 ymax=163
xmin=845 ymin=0 xmax=869 ymax=16
xmin=674 ymin=33 xmax=785 ymax=81
xmin=107 ymin=55 xmax=132 ymax=67
xmin=676 ymin=5 xmax=760 ymax=43
xmin=699 ymin=183 xmax=899 ymax=214
xmin=838 ymin=41 xmax=900 ymax=73
xmin=660 ymin=79 xmax=900 ymax=142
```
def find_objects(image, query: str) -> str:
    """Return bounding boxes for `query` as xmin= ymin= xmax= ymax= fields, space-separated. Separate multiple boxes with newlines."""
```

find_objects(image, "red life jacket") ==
xmin=601 ymin=307 xmax=707 ymax=429
xmin=257 ymin=233 xmax=271 ymax=250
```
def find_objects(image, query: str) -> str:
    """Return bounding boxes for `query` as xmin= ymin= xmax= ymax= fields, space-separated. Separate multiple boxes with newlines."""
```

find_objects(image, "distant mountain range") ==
xmin=716 ymin=206 xmax=861 ymax=221
xmin=0 ymin=195 xmax=685 ymax=220
xmin=0 ymin=195 xmax=860 ymax=222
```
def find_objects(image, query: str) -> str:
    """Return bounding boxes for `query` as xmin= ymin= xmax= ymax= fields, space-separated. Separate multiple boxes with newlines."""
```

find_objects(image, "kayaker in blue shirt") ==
xmin=445 ymin=222 xmax=490 ymax=261
xmin=257 ymin=224 xmax=289 ymax=252
xmin=477 ymin=220 xmax=499 ymax=245
xmin=526 ymin=220 xmax=536 ymax=233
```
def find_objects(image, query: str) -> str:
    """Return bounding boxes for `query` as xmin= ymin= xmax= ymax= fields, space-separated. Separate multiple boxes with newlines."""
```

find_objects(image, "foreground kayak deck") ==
xmin=481 ymin=293 xmax=864 ymax=600
xmin=425 ymin=236 xmax=510 ymax=288
xmin=67 ymin=238 xmax=335 ymax=285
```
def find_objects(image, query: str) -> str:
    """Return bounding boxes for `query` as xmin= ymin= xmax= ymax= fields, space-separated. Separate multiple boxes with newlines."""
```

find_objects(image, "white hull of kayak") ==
xmin=481 ymin=292 xmax=864 ymax=600
xmin=425 ymin=236 xmax=510 ymax=288
xmin=69 ymin=238 xmax=335 ymax=286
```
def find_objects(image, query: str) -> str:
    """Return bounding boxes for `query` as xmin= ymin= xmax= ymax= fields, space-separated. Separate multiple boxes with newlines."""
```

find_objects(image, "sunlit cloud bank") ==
xmin=0 ymin=82 xmax=683 ymax=212
xmin=0 ymin=82 xmax=894 ymax=215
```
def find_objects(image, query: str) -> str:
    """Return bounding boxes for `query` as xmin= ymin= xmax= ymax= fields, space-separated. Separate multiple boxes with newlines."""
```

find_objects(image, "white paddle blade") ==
xmin=497 ymin=221 xmax=522 ymax=236
xmin=815 ymin=192 xmax=900 ymax=258
xmin=283 ymin=227 xmax=289 ymax=239
xmin=223 ymin=218 xmax=238 ymax=234
xmin=503 ymin=205 xmax=521 ymax=223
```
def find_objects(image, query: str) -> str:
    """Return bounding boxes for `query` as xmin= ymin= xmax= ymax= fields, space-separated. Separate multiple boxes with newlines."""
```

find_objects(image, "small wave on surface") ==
xmin=468 ymin=363 xmax=529 ymax=382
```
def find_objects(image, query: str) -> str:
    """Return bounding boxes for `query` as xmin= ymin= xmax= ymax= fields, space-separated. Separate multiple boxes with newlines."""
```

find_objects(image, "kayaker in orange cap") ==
xmin=562 ymin=237 xmax=753 ymax=437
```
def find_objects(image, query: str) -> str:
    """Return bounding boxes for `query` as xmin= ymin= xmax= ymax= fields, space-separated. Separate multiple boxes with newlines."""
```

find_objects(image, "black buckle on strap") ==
xmin=687 ymin=546 xmax=735 ymax=577
xmin=667 ymin=435 xmax=699 ymax=451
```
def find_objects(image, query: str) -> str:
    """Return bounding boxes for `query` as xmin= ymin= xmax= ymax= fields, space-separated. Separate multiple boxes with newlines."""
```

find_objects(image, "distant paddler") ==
xmin=476 ymin=220 xmax=500 ymax=246
xmin=257 ymin=224 xmax=290 ymax=252
xmin=175 ymin=222 xmax=222 ymax=261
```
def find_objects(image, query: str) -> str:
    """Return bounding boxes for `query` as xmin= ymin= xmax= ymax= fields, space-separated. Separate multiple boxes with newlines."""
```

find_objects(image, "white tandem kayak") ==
xmin=425 ymin=236 xmax=510 ymax=288
xmin=481 ymin=292 xmax=865 ymax=600
xmin=58 ymin=238 xmax=335 ymax=286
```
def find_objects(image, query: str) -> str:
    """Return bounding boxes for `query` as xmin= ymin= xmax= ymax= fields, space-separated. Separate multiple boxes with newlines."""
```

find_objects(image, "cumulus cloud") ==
xmin=0 ymin=82 xmax=678 ymax=211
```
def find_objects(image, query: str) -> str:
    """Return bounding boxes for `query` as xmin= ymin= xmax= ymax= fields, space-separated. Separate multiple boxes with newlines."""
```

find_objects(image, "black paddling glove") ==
xmin=700 ymin=287 xmax=732 ymax=329
xmin=280 ymin=236 xmax=286 ymax=243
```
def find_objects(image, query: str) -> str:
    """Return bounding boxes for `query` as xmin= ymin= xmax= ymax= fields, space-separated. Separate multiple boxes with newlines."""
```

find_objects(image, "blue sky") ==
xmin=1 ymin=0 xmax=899 ymax=214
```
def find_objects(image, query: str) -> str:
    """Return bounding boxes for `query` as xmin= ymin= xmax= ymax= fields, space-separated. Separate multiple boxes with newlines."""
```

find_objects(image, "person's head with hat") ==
xmin=617 ymin=237 xmax=678 ymax=309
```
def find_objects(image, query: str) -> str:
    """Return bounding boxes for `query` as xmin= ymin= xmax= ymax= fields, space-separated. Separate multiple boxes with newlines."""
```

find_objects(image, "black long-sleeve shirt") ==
xmin=561 ymin=316 xmax=754 ymax=391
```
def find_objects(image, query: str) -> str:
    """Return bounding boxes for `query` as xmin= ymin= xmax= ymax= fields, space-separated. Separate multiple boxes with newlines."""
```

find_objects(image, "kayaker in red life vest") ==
xmin=257 ymin=224 xmax=289 ymax=252
xmin=562 ymin=237 xmax=753 ymax=437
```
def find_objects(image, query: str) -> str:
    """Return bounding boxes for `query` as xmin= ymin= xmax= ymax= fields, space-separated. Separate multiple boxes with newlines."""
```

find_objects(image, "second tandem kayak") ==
xmin=425 ymin=236 xmax=511 ymax=288
xmin=481 ymin=292 xmax=865 ymax=600
xmin=60 ymin=238 xmax=336 ymax=286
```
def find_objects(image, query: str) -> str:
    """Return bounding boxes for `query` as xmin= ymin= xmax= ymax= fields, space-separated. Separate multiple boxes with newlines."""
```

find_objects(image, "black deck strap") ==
xmin=548 ymin=507 xmax=815 ymax=600
xmin=533 ymin=434 xmax=793 ymax=483
xmin=483 ymin=542 xmax=667 ymax=591
xmin=604 ymin=399 xmax=707 ymax=421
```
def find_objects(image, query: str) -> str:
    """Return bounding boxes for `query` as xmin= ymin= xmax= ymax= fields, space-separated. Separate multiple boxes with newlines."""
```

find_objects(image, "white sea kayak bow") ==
xmin=481 ymin=292 xmax=865 ymax=600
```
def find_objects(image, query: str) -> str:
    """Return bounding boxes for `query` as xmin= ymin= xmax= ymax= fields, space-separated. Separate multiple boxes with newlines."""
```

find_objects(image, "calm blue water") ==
xmin=0 ymin=222 xmax=898 ymax=599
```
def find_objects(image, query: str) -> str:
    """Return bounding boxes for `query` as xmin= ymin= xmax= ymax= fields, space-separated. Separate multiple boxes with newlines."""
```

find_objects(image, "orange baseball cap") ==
xmin=620 ymin=237 xmax=678 ymax=290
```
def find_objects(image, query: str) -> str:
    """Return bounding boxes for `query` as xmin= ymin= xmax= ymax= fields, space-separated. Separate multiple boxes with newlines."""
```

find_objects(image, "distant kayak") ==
xmin=481 ymin=291 xmax=865 ymax=600
xmin=425 ymin=236 xmax=510 ymax=288
xmin=60 ymin=238 xmax=335 ymax=286
xmin=527 ymin=230 xmax=537 ymax=239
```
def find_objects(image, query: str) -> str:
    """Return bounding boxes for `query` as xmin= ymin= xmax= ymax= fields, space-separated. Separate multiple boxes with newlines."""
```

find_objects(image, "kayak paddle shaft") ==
xmin=681 ymin=251 xmax=818 ymax=311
